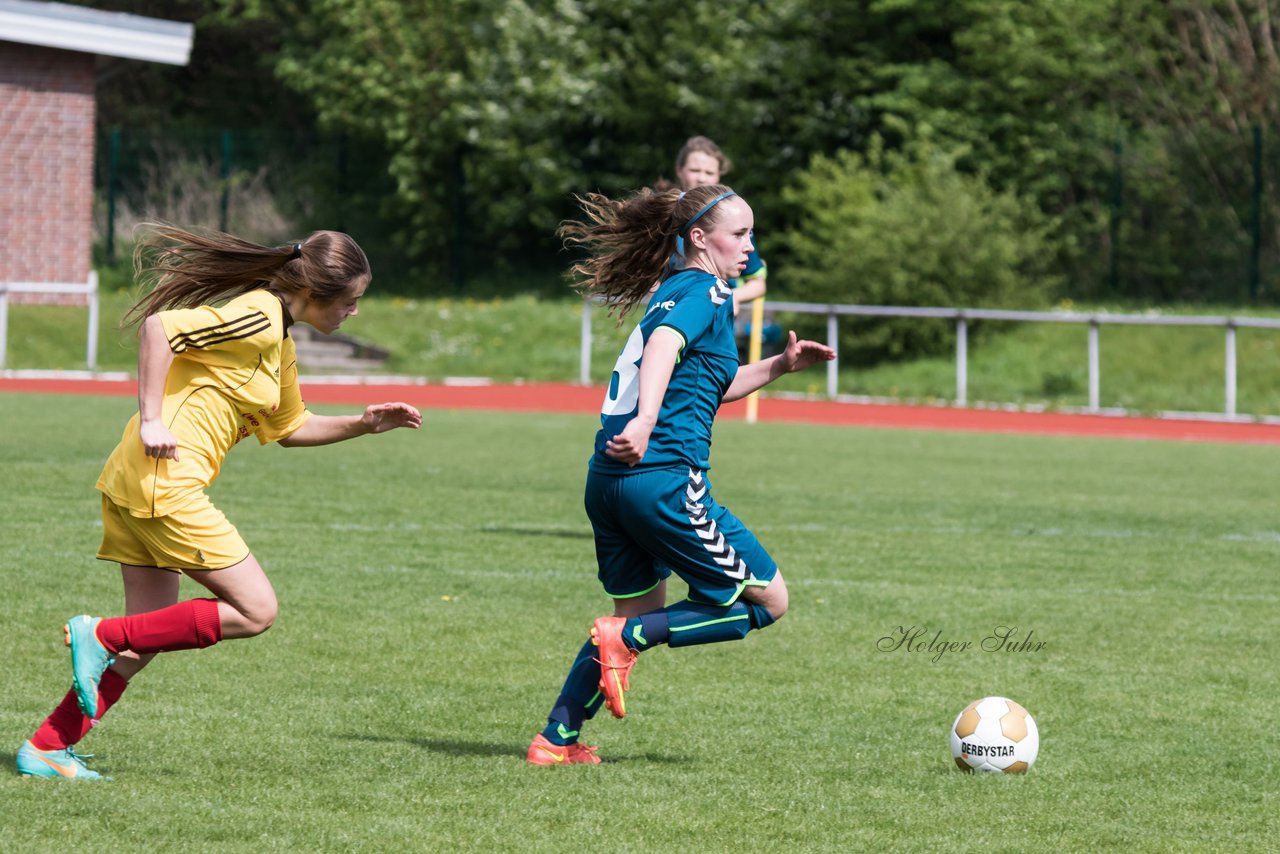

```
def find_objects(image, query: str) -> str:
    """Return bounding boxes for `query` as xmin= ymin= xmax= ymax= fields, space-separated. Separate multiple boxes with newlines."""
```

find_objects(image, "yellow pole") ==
xmin=745 ymin=296 xmax=765 ymax=424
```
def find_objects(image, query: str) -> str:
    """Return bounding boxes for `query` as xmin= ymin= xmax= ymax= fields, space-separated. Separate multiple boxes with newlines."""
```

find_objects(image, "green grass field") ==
xmin=9 ymin=291 xmax=1280 ymax=416
xmin=1 ymin=392 xmax=1276 ymax=852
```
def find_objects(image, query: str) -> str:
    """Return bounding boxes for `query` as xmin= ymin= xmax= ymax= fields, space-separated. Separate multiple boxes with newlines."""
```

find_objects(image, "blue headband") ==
xmin=675 ymin=190 xmax=737 ymax=260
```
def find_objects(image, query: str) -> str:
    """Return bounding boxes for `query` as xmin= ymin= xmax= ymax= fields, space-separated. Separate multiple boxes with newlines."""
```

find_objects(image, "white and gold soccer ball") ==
xmin=950 ymin=696 xmax=1039 ymax=773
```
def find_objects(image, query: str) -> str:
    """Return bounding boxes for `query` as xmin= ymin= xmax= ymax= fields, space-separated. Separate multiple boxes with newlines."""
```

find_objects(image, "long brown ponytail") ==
xmin=123 ymin=223 xmax=370 ymax=327
xmin=559 ymin=183 xmax=737 ymax=320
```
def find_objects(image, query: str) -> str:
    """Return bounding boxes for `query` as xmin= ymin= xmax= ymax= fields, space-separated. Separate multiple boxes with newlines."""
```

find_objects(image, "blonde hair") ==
xmin=123 ymin=223 xmax=370 ymax=327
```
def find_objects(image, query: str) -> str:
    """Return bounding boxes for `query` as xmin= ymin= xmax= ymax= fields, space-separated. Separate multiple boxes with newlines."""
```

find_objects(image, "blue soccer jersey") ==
xmin=590 ymin=269 xmax=739 ymax=474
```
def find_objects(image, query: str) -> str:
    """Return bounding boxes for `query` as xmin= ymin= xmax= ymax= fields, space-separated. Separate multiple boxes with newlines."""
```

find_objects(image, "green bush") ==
xmin=780 ymin=139 xmax=1062 ymax=364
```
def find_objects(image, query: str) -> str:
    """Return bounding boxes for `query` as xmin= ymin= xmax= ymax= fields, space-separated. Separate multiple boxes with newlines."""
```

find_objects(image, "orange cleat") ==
xmin=591 ymin=616 xmax=637 ymax=719
xmin=526 ymin=733 xmax=601 ymax=766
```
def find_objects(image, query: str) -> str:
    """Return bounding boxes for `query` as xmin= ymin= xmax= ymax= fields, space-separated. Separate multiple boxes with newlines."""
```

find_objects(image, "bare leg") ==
xmin=108 ymin=565 xmax=181 ymax=681
xmin=612 ymin=578 xmax=667 ymax=618
xmin=741 ymin=568 xmax=789 ymax=621
xmin=184 ymin=552 xmax=278 ymax=639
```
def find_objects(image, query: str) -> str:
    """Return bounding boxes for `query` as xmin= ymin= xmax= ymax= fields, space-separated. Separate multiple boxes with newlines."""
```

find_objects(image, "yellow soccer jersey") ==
xmin=96 ymin=289 xmax=312 ymax=518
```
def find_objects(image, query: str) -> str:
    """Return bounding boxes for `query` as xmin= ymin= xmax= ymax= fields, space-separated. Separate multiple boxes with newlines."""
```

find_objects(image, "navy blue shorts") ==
xmin=584 ymin=465 xmax=778 ymax=606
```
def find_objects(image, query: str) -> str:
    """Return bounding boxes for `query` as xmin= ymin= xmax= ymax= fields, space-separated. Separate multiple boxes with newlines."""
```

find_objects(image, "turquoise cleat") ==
xmin=16 ymin=740 xmax=107 ymax=780
xmin=64 ymin=615 xmax=114 ymax=719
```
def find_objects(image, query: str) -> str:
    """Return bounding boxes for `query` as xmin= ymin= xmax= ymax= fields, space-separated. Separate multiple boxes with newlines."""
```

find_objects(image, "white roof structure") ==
xmin=0 ymin=0 xmax=193 ymax=65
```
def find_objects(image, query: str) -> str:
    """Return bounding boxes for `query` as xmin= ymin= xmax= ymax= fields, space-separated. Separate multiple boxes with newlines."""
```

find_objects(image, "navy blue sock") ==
xmin=544 ymin=601 xmax=779 ymax=743
xmin=666 ymin=599 xmax=753 ymax=647
xmin=747 ymin=602 xmax=776 ymax=630
xmin=542 ymin=639 xmax=605 ymax=745
xmin=622 ymin=611 xmax=671 ymax=651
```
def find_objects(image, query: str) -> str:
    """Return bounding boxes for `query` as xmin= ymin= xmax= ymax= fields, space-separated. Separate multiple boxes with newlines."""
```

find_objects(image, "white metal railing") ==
xmin=0 ymin=272 xmax=100 ymax=370
xmin=579 ymin=298 xmax=1280 ymax=419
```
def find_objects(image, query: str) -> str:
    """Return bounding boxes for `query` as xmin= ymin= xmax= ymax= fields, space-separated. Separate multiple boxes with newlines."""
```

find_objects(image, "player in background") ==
xmin=526 ymin=184 xmax=834 ymax=764
xmin=670 ymin=136 xmax=767 ymax=313
xmin=16 ymin=224 xmax=421 ymax=780
xmin=668 ymin=135 xmax=781 ymax=360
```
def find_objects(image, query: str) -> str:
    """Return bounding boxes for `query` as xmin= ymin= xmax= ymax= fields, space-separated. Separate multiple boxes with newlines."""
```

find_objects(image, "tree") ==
xmin=782 ymin=139 xmax=1060 ymax=362
xmin=1109 ymin=0 xmax=1280 ymax=300
xmin=269 ymin=0 xmax=769 ymax=281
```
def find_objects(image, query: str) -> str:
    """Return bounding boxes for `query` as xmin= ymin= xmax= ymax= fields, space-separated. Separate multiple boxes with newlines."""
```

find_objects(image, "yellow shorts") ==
xmin=96 ymin=493 xmax=249 ymax=572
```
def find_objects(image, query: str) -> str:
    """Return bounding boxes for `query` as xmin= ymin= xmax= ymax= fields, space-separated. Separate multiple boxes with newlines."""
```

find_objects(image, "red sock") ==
xmin=30 ymin=668 xmax=129 ymax=751
xmin=96 ymin=598 xmax=223 ymax=654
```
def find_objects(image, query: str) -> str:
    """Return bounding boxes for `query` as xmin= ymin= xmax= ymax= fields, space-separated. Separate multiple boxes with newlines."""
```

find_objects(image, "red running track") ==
xmin=4 ymin=376 xmax=1280 ymax=445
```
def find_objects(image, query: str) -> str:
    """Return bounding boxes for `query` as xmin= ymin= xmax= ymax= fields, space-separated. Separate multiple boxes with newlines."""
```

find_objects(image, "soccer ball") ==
xmin=950 ymin=696 xmax=1039 ymax=773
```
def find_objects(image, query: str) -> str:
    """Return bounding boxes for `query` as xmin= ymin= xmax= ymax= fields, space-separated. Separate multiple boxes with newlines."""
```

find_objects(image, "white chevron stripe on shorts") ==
xmin=686 ymin=467 xmax=748 ymax=581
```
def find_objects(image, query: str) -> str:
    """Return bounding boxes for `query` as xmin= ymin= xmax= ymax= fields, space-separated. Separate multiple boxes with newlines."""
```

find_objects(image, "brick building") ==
xmin=0 ymin=0 xmax=192 ymax=292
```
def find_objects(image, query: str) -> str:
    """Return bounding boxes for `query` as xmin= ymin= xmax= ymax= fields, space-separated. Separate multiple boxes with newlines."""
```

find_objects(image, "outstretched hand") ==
xmin=778 ymin=331 xmax=836 ymax=373
xmin=361 ymin=402 xmax=423 ymax=434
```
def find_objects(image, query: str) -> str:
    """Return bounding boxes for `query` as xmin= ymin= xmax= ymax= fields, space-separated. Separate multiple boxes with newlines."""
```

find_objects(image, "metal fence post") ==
xmin=86 ymin=271 xmax=99 ymax=371
xmin=1088 ymin=320 xmax=1100 ymax=412
xmin=1225 ymin=322 xmax=1237 ymax=417
xmin=826 ymin=310 xmax=839 ymax=398
xmin=955 ymin=317 xmax=968 ymax=406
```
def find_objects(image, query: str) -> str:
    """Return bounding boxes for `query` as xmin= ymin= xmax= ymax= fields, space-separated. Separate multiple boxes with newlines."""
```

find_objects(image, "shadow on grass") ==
xmin=595 ymin=751 xmax=688 ymax=765
xmin=479 ymin=525 xmax=593 ymax=540
xmin=340 ymin=733 xmax=516 ymax=758
xmin=337 ymin=733 xmax=688 ymax=764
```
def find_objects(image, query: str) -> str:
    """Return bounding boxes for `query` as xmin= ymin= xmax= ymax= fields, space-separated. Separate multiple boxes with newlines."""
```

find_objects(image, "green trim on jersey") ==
xmin=655 ymin=324 xmax=687 ymax=363
xmin=687 ymin=581 xmax=749 ymax=607
xmin=607 ymin=577 xmax=664 ymax=599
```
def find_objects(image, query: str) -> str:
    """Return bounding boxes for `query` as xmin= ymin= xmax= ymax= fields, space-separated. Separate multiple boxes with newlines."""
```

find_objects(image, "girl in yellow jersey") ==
xmin=16 ymin=224 xmax=422 ymax=780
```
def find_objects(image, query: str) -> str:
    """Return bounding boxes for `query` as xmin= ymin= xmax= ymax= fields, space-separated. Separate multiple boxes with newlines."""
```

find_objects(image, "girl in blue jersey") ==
xmin=527 ymin=183 xmax=834 ymax=765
